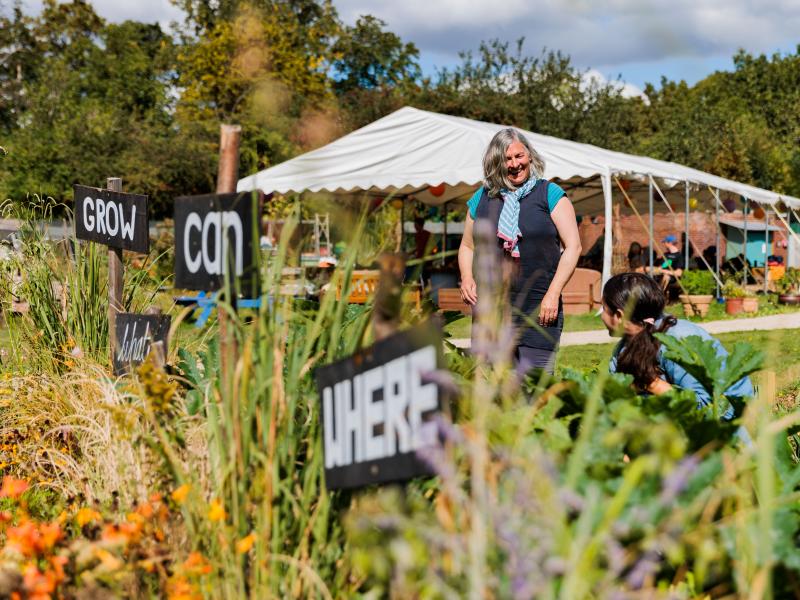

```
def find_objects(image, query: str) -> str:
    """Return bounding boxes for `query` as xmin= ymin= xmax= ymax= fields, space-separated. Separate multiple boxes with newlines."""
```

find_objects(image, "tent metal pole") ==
xmin=442 ymin=201 xmax=447 ymax=267
xmin=715 ymin=188 xmax=721 ymax=298
xmin=601 ymin=171 xmax=613 ymax=287
xmin=648 ymin=176 xmax=654 ymax=275
xmin=684 ymin=181 xmax=690 ymax=270
xmin=400 ymin=197 xmax=405 ymax=253
xmin=743 ymin=198 xmax=749 ymax=287
xmin=764 ymin=210 xmax=770 ymax=294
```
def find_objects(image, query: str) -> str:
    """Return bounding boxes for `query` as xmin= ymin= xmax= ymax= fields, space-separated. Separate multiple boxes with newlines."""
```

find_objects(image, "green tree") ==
xmin=331 ymin=15 xmax=420 ymax=129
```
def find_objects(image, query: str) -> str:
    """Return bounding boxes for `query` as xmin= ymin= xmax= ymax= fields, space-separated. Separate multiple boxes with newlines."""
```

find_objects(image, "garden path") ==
xmin=449 ymin=311 xmax=800 ymax=348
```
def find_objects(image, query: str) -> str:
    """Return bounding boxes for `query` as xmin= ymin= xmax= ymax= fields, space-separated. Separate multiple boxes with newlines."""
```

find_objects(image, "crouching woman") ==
xmin=600 ymin=272 xmax=753 ymax=414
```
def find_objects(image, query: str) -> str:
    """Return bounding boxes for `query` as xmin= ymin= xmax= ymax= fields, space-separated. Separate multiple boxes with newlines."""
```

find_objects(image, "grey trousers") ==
xmin=515 ymin=345 xmax=556 ymax=377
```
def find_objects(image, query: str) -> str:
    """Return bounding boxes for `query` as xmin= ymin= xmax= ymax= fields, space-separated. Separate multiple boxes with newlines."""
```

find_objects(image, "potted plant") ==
xmin=722 ymin=280 xmax=746 ymax=315
xmin=741 ymin=288 xmax=759 ymax=313
xmin=678 ymin=269 xmax=715 ymax=317
xmin=776 ymin=267 xmax=800 ymax=305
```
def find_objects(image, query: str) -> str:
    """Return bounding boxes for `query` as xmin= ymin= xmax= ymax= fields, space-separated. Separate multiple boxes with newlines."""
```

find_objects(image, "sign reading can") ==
xmin=315 ymin=324 xmax=444 ymax=490
xmin=113 ymin=313 xmax=171 ymax=375
xmin=174 ymin=193 xmax=259 ymax=297
xmin=73 ymin=185 xmax=149 ymax=253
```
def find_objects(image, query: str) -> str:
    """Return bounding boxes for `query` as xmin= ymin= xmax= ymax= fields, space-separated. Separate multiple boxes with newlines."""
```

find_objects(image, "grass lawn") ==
xmin=445 ymin=296 xmax=800 ymax=339
xmin=557 ymin=328 xmax=800 ymax=402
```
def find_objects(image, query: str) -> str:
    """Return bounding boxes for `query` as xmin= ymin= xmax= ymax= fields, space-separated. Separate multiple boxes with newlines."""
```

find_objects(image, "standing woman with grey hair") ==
xmin=458 ymin=128 xmax=582 ymax=375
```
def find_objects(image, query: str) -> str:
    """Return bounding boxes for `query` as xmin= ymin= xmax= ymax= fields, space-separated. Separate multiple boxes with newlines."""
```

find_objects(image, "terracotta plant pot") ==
xmin=779 ymin=294 xmax=800 ymax=305
xmin=726 ymin=297 xmax=744 ymax=315
xmin=742 ymin=297 xmax=759 ymax=313
xmin=679 ymin=294 xmax=713 ymax=317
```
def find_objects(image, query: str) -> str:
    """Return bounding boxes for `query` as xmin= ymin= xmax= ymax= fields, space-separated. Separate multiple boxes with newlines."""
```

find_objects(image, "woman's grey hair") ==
xmin=482 ymin=128 xmax=545 ymax=197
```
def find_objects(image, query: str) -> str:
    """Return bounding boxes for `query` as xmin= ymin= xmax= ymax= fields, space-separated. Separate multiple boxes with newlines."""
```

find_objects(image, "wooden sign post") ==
xmin=113 ymin=313 xmax=171 ymax=375
xmin=73 ymin=179 xmax=149 ymax=361
xmin=173 ymin=193 xmax=260 ymax=296
xmin=315 ymin=323 xmax=444 ymax=490
xmin=107 ymin=178 xmax=124 ymax=358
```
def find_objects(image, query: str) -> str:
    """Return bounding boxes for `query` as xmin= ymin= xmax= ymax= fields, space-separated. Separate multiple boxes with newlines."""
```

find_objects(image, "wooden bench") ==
xmin=436 ymin=288 xmax=472 ymax=314
xmin=336 ymin=270 xmax=380 ymax=304
xmin=562 ymin=268 xmax=602 ymax=314
xmin=436 ymin=268 xmax=601 ymax=316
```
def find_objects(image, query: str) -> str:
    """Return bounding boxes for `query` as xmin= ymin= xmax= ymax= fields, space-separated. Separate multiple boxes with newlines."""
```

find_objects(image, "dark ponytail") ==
xmin=603 ymin=273 xmax=676 ymax=391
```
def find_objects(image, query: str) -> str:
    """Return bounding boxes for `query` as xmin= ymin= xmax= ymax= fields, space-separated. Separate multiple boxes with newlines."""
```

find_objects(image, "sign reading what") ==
xmin=113 ymin=313 xmax=171 ymax=375
xmin=315 ymin=323 xmax=444 ymax=491
xmin=74 ymin=185 xmax=149 ymax=253
xmin=173 ymin=193 xmax=259 ymax=297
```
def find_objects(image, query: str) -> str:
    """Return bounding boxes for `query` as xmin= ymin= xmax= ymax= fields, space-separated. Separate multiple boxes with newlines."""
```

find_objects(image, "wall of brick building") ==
xmin=578 ymin=211 xmax=790 ymax=273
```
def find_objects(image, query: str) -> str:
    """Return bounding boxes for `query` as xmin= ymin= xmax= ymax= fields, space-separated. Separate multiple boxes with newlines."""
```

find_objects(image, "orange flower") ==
xmin=0 ymin=476 xmax=29 ymax=499
xmin=100 ymin=524 xmax=129 ymax=545
xmin=182 ymin=552 xmax=213 ymax=576
xmin=36 ymin=523 xmax=62 ymax=552
xmin=207 ymin=499 xmax=225 ymax=522
xmin=167 ymin=577 xmax=201 ymax=600
xmin=22 ymin=563 xmax=56 ymax=596
xmin=171 ymin=484 xmax=190 ymax=505
xmin=75 ymin=507 xmax=101 ymax=527
xmin=236 ymin=533 xmax=257 ymax=554
xmin=136 ymin=502 xmax=154 ymax=519
xmin=6 ymin=520 xmax=38 ymax=557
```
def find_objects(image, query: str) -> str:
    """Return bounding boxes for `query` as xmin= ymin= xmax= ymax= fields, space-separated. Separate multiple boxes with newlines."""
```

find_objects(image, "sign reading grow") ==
xmin=315 ymin=324 xmax=444 ymax=490
xmin=173 ymin=193 xmax=259 ymax=297
xmin=113 ymin=313 xmax=171 ymax=375
xmin=74 ymin=184 xmax=149 ymax=253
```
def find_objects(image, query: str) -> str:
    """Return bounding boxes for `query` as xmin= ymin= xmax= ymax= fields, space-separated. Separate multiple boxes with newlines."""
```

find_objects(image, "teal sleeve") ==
xmin=467 ymin=186 xmax=483 ymax=219
xmin=547 ymin=182 xmax=566 ymax=212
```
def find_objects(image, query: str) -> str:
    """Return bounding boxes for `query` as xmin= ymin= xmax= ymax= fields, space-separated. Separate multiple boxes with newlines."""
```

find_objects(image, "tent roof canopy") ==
xmin=238 ymin=106 xmax=800 ymax=210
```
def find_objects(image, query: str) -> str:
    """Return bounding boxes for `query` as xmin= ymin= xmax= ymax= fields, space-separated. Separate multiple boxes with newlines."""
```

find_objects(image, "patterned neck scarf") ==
xmin=497 ymin=176 xmax=537 ymax=258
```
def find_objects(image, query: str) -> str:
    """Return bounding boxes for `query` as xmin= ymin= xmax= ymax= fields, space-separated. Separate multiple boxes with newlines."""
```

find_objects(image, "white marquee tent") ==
xmin=238 ymin=106 xmax=800 ymax=284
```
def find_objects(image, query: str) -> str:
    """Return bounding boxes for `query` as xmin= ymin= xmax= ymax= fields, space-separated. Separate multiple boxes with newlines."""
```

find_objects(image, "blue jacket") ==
xmin=609 ymin=317 xmax=754 ymax=418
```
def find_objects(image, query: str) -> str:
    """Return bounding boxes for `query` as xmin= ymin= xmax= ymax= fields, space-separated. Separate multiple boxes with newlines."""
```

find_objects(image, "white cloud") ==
xmin=15 ymin=0 xmax=184 ymax=30
xmin=582 ymin=69 xmax=646 ymax=100
xmin=336 ymin=0 xmax=800 ymax=74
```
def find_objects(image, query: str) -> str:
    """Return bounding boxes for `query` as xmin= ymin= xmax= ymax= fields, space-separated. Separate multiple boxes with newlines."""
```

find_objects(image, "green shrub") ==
xmin=680 ymin=269 xmax=716 ymax=295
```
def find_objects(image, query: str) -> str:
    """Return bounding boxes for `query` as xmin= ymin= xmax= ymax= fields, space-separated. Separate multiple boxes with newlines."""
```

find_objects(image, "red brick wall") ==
xmin=579 ymin=213 xmax=722 ymax=273
xmin=578 ymin=211 xmax=789 ymax=272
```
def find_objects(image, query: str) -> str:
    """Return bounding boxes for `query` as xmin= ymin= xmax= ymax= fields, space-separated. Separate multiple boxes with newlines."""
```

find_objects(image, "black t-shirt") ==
xmin=662 ymin=251 xmax=685 ymax=271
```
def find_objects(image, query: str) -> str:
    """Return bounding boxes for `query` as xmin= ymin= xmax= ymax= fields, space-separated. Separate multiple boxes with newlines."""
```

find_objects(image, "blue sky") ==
xmin=16 ymin=0 xmax=800 ymax=97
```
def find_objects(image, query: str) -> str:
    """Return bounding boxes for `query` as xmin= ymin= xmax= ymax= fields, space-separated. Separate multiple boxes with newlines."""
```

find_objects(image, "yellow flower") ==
xmin=236 ymin=533 xmax=257 ymax=554
xmin=76 ymin=507 xmax=102 ymax=527
xmin=171 ymin=484 xmax=190 ymax=505
xmin=207 ymin=499 xmax=226 ymax=522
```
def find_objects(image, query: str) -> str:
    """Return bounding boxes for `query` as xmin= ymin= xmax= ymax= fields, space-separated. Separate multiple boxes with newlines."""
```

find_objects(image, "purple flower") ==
xmin=659 ymin=455 xmax=700 ymax=506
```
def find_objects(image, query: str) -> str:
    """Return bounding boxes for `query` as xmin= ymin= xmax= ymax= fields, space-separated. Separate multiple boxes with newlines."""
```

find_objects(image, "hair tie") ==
xmin=642 ymin=317 xmax=655 ymax=325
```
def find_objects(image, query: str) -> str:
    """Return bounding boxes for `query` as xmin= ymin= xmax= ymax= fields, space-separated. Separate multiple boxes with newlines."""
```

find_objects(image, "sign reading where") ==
xmin=113 ymin=313 xmax=171 ymax=375
xmin=173 ymin=193 xmax=259 ymax=297
xmin=74 ymin=185 xmax=149 ymax=253
xmin=315 ymin=323 xmax=445 ymax=491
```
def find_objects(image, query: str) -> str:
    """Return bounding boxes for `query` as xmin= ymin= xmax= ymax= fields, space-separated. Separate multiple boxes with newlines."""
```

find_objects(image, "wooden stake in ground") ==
xmin=372 ymin=253 xmax=405 ymax=341
xmin=107 ymin=177 xmax=124 ymax=361
xmin=216 ymin=124 xmax=242 ymax=390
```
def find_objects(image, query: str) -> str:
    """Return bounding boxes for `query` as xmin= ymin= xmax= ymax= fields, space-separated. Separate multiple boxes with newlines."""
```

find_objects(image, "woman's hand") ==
xmin=647 ymin=378 xmax=672 ymax=395
xmin=538 ymin=291 xmax=559 ymax=326
xmin=460 ymin=276 xmax=477 ymax=305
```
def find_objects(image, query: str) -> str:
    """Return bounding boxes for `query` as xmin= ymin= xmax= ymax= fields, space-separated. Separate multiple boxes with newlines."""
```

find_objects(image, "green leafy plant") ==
xmin=776 ymin=267 xmax=800 ymax=295
xmin=722 ymin=278 xmax=748 ymax=298
xmin=680 ymin=269 xmax=716 ymax=295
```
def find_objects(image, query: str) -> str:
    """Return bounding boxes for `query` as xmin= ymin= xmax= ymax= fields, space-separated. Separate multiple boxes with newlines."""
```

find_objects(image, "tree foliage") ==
xmin=1 ymin=0 xmax=799 ymax=214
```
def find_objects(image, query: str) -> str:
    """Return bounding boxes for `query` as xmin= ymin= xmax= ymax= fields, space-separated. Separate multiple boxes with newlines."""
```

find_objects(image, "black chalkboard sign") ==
xmin=74 ymin=185 xmax=149 ymax=253
xmin=113 ymin=313 xmax=171 ymax=375
xmin=173 ymin=193 xmax=260 ymax=297
xmin=315 ymin=323 xmax=444 ymax=490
